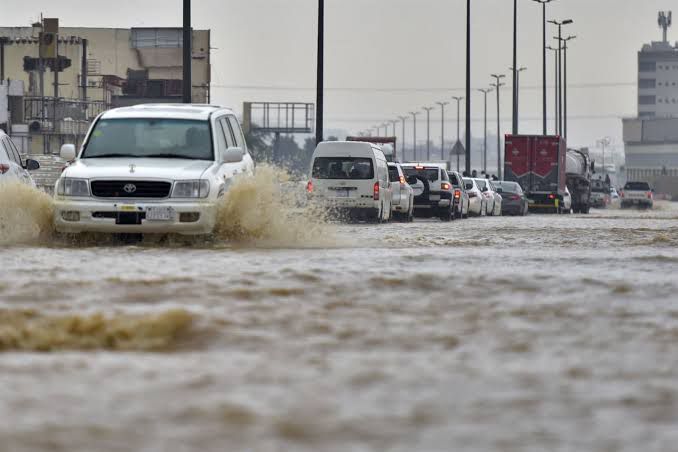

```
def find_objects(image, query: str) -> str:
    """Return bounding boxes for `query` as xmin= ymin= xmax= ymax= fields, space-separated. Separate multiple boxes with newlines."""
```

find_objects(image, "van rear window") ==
xmin=312 ymin=157 xmax=374 ymax=179
xmin=624 ymin=182 xmax=650 ymax=191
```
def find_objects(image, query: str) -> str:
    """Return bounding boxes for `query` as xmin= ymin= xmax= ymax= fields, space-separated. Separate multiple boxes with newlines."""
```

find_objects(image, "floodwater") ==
xmin=1 ymin=176 xmax=678 ymax=451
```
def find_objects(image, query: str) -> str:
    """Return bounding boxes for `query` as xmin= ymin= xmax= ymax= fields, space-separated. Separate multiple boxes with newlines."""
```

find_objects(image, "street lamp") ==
xmin=478 ymin=88 xmax=492 ymax=174
xmin=533 ymin=0 xmax=554 ymax=135
xmin=410 ymin=111 xmax=420 ymax=161
xmin=465 ymin=0 xmax=472 ymax=174
xmin=558 ymin=35 xmax=576 ymax=141
xmin=423 ymin=107 xmax=434 ymax=161
xmin=548 ymin=19 xmax=573 ymax=136
xmin=452 ymin=96 xmax=464 ymax=172
xmin=398 ymin=116 xmax=408 ymax=161
xmin=436 ymin=101 xmax=450 ymax=161
xmin=491 ymin=74 xmax=506 ymax=179
xmin=546 ymin=45 xmax=559 ymax=134
xmin=316 ymin=0 xmax=325 ymax=145
xmin=509 ymin=66 xmax=527 ymax=133
xmin=597 ymin=137 xmax=611 ymax=176
xmin=512 ymin=0 xmax=518 ymax=134
xmin=182 ymin=0 xmax=192 ymax=103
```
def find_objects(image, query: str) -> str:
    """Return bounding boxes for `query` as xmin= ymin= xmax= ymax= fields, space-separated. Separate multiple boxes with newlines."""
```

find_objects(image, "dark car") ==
xmin=494 ymin=181 xmax=528 ymax=216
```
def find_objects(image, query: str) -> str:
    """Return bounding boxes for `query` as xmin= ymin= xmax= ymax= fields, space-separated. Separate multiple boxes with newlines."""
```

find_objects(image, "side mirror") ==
xmin=406 ymin=176 xmax=418 ymax=185
xmin=219 ymin=147 xmax=244 ymax=163
xmin=25 ymin=159 xmax=40 ymax=171
xmin=60 ymin=144 xmax=76 ymax=161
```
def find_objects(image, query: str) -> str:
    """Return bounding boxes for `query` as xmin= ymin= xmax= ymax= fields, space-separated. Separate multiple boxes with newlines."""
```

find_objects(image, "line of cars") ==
xmin=306 ymin=141 xmax=532 ymax=222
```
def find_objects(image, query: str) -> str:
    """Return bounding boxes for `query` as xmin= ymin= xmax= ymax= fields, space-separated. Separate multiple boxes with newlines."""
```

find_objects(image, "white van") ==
xmin=307 ymin=141 xmax=392 ymax=222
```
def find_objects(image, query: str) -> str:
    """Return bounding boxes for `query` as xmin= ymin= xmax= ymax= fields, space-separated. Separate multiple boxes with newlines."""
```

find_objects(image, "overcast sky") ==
xmin=3 ymin=0 xmax=674 ymax=151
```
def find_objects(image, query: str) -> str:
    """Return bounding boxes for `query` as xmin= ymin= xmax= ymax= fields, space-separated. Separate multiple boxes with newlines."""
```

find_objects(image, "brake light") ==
xmin=647 ymin=191 xmax=653 ymax=199
xmin=454 ymin=189 xmax=461 ymax=199
xmin=399 ymin=176 xmax=406 ymax=185
xmin=0 ymin=164 xmax=9 ymax=174
xmin=441 ymin=182 xmax=451 ymax=191
xmin=306 ymin=180 xmax=313 ymax=193
xmin=548 ymin=194 xmax=556 ymax=199
xmin=373 ymin=181 xmax=380 ymax=200
xmin=415 ymin=165 xmax=424 ymax=170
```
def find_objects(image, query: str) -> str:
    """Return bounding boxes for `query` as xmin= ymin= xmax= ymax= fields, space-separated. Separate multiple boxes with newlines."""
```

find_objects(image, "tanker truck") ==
xmin=565 ymin=148 xmax=594 ymax=214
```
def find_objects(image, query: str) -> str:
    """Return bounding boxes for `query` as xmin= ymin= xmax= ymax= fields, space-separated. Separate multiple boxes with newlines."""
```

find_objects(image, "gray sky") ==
xmin=3 ymin=0 xmax=673 ymax=151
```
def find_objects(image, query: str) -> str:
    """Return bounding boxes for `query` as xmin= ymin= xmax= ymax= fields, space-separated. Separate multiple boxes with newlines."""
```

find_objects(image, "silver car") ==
xmin=388 ymin=163 xmax=414 ymax=222
xmin=463 ymin=178 xmax=486 ymax=217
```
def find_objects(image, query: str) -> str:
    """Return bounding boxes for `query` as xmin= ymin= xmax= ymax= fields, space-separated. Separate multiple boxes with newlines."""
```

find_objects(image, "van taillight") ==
xmin=0 ymin=164 xmax=9 ymax=174
xmin=306 ymin=181 xmax=313 ymax=193
xmin=373 ymin=182 xmax=380 ymax=200
xmin=647 ymin=191 xmax=653 ymax=199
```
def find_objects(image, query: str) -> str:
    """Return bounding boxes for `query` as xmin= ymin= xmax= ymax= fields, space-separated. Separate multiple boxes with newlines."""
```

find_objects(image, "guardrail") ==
xmin=24 ymin=97 xmax=107 ymax=131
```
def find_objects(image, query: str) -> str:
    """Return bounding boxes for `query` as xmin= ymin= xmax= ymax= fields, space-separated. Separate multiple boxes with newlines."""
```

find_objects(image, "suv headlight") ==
xmin=172 ymin=180 xmax=210 ymax=198
xmin=56 ymin=178 xmax=90 ymax=197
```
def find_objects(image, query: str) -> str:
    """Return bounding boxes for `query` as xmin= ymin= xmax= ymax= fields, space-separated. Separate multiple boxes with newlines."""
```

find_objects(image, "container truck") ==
xmin=504 ymin=135 xmax=567 ymax=213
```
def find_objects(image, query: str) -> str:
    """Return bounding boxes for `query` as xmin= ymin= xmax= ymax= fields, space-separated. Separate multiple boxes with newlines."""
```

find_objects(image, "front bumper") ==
xmin=53 ymin=198 xmax=217 ymax=235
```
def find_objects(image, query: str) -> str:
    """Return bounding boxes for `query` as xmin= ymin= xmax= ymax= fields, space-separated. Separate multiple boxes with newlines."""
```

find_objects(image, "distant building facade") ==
xmin=623 ymin=11 xmax=678 ymax=195
xmin=0 ymin=21 xmax=211 ymax=157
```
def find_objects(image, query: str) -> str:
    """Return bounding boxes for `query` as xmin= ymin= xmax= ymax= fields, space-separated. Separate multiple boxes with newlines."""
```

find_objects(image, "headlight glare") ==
xmin=57 ymin=178 xmax=90 ymax=197
xmin=172 ymin=180 xmax=210 ymax=198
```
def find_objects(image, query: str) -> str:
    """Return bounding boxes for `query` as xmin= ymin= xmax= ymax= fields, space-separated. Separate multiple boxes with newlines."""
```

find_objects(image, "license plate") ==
xmin=430 ymin=195 xmax=441 ymax=201
xmin=146 ymin=206 xmax=174 ymax=221
xmin=334 ymin=189 xmax=350 ymax=198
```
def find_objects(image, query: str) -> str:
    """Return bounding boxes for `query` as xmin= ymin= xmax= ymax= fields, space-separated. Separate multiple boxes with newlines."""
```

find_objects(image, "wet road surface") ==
xmin=1 ymin=187 xmax=678 ymax=451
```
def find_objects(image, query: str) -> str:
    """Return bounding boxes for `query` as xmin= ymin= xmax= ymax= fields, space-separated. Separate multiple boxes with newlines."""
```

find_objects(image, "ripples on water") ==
xmin=2 ymin=176 xmax=678 ymax=451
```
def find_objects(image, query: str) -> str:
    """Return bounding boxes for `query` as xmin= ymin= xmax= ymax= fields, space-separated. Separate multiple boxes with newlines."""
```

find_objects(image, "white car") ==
xmin=0 ymin=130 xmax=40 ymax=187
xmin=307 ymin=141 xmax=392 ymax=222
xmin=463 ymin=178 xmax=486 ymax=217
xmin=388 ymin=162 xmax=414 ymax=222
xmin=53 ymin=104 xmax=255 ymax=235
xmin=474 ymin=178 xmax=502 ymax=216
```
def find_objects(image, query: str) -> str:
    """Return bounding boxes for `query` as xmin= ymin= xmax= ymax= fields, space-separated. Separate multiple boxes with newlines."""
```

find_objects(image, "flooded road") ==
xmin=2 ymin=195 xmax=678 ymax=451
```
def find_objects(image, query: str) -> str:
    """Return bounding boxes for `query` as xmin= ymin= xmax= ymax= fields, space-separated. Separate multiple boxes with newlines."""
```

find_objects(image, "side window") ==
xmin=0 ymin=140 xmax=9 ymax=162
xmin=441 ymin=170 xmax=449 ymax=181
xmin=214 ymin=119 xmax=228 ymax=151
xmin=7 ymin=137 xmax=23 ymax=166
xmin=218 ymin=118 xmax=236 ymax=148
xmin=3 ymin=138 xmax=20 ymax=165
xmin=227 ymin=116 xmax=248 ymax=152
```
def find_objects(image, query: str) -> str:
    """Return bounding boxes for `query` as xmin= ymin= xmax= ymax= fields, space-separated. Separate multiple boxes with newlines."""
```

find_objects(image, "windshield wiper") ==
xmin=144 ymin=154 xmax=200 ymax=160
xmin=85 ymin=153 xmax=136 ymax=158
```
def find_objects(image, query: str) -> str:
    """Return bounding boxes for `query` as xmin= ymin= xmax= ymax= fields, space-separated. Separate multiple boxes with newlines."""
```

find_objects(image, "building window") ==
xmin=639 ymin=95 xmax=657 ymax=105
xmin=640 ymin=61 xmax=657 ymax=72
xmin=131 ymin=28 xmax=183 ymax=48
xmin=640 ymin=79 xmax=656 ymax=89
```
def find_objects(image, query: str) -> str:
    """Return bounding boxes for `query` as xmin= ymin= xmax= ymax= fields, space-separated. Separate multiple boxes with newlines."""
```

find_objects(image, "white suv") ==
xmin=53 ymin=104 xmax=254 ymax=235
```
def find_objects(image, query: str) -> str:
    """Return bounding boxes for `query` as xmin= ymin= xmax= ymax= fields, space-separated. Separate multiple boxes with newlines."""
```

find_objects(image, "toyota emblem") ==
xmin=123 ymin=184 xmax=137 ymax=194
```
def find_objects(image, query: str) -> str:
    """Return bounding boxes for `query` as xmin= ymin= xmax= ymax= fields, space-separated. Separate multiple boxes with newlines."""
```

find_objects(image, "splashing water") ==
xmin=0 ymin=182 xmax=54 ymax=246
xmin=214 ymin=165 xmax=334 ymax=247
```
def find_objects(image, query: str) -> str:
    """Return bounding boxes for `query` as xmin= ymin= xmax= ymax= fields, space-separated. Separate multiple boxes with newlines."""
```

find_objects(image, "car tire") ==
xmin=439 ymin=207 xmax=453 ymax=222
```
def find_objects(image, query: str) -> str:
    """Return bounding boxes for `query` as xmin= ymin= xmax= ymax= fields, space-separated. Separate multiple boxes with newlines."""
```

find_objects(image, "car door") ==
xmin=226 ymin=115 xmax=255 ymax=175
xmin=388 ymin=165 xmax=402 ymax=206
xmin=2 ymin=137 xmax=26 ymax=183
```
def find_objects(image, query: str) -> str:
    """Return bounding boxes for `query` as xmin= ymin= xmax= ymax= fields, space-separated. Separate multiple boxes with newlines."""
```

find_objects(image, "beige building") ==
xmin=0 ymin=23 xmax=211 ymax=156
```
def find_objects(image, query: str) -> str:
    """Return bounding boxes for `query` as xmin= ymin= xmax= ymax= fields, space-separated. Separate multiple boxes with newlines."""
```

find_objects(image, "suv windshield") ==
xmin=312 ymin=157 xmax=374 ymax=179
xmin=82 ymin=118 xmax=213 ymax=160
xmin=624 ymin=182 xmax=651 ymax=191
xmin=402 ymin=168 xmax=439 ymax=182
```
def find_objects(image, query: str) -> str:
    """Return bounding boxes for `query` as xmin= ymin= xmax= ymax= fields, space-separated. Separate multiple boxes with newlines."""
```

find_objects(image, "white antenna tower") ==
xmin=659 ymin=11 xmax=672 ymax=43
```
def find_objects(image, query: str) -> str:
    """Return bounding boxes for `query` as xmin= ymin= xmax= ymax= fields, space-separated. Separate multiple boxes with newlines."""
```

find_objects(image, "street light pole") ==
xmin=546 ymin=45 xmax=559 ymax=134
xmin=491 ymin=74 xmax=506 ymax=179
xmin=533 ymin=0 xmax=553 ymax=135
xmin=315 ymin=0 xmax=325 ymax=145
xmin=452 ymin=96 xmax=464 ymax=172
xmin=410 ymin=111 xmax=420 ymax=161
xmin=436 ymin=101 xmax=450 ymax=161
xmin=509 ymin=66 xmax=527 ymax=133
xmin=548 ymin=19 xmax=573 ymax=136
xmin=559 ymin=35 xmax=576 ymax=141
xmin=423 ymin=107 xmax=434 ymax=161
xmin=398 ymin=116 xmax=408 ymax=161
xmin=465 ymin=0 xmax=472 ymax=174
xmin=182 ymin=0 xmax=192 ymax=103
xmin=478 ymin=88 xmax=492 ymax=173
xmin=512 ymin=0 xmax=518 ymax=135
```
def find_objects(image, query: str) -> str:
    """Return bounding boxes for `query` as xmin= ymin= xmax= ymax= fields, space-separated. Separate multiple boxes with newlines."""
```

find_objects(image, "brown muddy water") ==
xmin=1 ymin=177 xmax=678 ymax=451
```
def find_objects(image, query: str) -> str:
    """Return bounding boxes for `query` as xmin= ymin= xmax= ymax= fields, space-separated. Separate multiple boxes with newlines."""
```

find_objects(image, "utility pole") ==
xmin=512 ymin=0 xmax=518 ymax=135
xmin=423 ymin=107 xmax=434 ymax=160
xmin=533 ymin=0 xmax=553 ymax=135
xmin=410 ymin=111 xmax=420 ymax=161
xmin=547 ymin=45 xmax=559 ymax=134
xmin=509 ymin=66 xmax=527 ymax=132
xmin=436 ymin=101 xmax=449 ymax=161
xmin=182 ymin=0 xmax=192 ymax=103
xmin=478 ymin=88 xmax=492 ymax=173
xmin=398 ymin=116 xmax=408 ymax=161
xmin=491 ymin=74 xmax=506 ymax=179
xmin=465 ymin=0 xmax=472 ymax=174
xmin=452 ymin=96 xmax=464 ymax=172
xmin=315 ymin=0 xmax=325 ymax=145
xmin=598 ymin=137 xmax=610 ymax=176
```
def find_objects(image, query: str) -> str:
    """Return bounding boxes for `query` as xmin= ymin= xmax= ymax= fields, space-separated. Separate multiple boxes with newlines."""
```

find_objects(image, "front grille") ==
xmin=90 ymin=180 xmax=172 ymax=198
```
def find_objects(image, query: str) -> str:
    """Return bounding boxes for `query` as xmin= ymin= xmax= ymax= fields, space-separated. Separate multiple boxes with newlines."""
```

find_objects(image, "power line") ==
xmin=325 ymin=113 xmax=634 ymax=123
